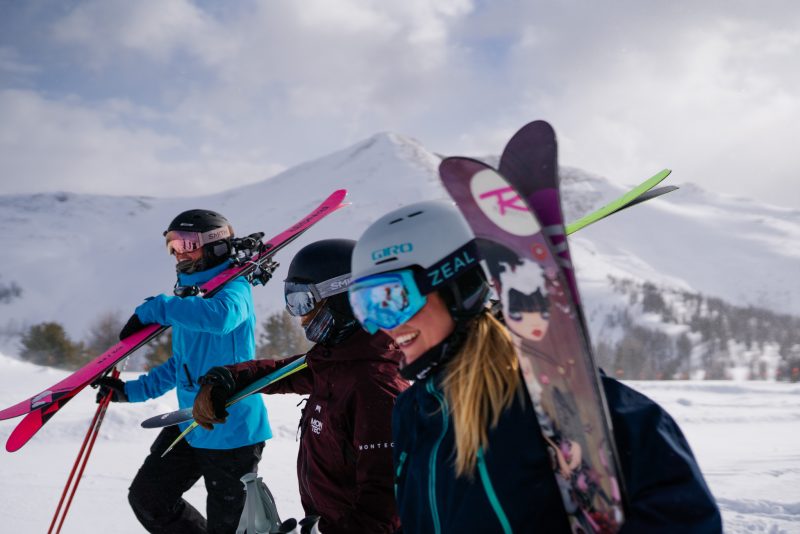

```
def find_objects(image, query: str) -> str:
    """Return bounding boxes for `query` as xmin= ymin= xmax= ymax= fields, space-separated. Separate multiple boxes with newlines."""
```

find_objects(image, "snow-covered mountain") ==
xmin=0 ymin=132 xmax=798 ymax=365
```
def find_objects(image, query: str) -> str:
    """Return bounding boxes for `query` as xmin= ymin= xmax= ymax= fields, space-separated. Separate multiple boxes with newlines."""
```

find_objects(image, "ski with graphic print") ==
xmin=0 ymin=190 xmax=348 ymax=452
xmin=440 ymin=152 xmax=625 ymax=532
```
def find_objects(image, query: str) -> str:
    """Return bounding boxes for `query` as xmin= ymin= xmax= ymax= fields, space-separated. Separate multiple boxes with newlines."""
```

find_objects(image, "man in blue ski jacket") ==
xmin=93 ymin=209 xmax=271 ymax=534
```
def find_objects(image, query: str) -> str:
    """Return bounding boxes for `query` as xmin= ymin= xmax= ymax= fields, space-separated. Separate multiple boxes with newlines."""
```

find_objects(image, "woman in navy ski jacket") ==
xmin=391 ymin=369 xmax=722 ymax=532
xmin=347 ymin=201 xmax=722 ymax=533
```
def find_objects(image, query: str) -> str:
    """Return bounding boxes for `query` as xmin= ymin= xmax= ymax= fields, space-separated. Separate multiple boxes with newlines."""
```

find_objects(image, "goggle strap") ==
xmin=416 ymin=240 xmax=481 ymax=294
xmin=316 ymin=273 xmax=351 ymax=299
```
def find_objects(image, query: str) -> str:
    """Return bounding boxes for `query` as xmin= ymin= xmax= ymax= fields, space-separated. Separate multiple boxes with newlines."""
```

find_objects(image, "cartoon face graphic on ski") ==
xmin=481 ymin=236 xmax=617 ymax=531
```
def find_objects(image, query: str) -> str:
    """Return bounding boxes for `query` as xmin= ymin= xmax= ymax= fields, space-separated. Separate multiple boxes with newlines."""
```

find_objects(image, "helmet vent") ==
xmin=375 ymin=257 xmax=398 ymax=265
xmin=407 ymin=211 xmax=423 ymax=218
xmin=389 ymin=218 xmax=404 ymax=225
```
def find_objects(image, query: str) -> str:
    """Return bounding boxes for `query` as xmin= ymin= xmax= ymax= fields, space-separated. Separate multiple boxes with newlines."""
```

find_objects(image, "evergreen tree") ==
xmin=19 ymin=322 xmax=85 ymax=369
xmin=257 ymin=310 xmax=311 ymax=360
xmin=85 ymin=311 xmax=124 ymax=357
xmin=142 ymin=331 xmax=173 ymax=370
xmin=0 ymin=278 xmax=22 ymax=304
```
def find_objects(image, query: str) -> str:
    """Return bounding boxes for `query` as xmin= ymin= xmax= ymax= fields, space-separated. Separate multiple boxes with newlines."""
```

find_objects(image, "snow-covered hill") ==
xmin=0 ymin=352 xmax=796 ymax=532
xmin=0 ymin=132 xmax=797 ymax=357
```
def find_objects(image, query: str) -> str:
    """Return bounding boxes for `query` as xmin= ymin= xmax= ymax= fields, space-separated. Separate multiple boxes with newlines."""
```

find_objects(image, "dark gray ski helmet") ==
xmin=285 ymin=239 xmax=358 ymax=345
xmin=164 ymin=209 xmax=234 ymax=274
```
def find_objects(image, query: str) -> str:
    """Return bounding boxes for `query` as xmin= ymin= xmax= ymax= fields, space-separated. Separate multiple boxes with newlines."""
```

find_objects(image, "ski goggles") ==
xmin=348 ymin=270 xmax=427 ymax=334
xmin=165 ymin=227 xmax=231 ymax=255
xmin=284 ymin=273 xmax=351 ymax=317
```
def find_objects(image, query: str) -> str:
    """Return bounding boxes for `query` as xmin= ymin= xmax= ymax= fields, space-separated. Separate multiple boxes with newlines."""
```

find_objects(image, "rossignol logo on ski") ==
xmin=470 ymin=169 xmax=540 ymax=236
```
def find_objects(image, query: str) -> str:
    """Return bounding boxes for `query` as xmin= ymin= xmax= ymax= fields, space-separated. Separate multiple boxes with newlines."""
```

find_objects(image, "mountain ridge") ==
xmin=0 ymin=131 xmax=796 ymax=361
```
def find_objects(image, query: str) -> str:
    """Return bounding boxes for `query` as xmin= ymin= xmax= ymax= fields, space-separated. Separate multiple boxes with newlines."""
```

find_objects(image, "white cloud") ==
xmin=52 ymin=0 xmax=232 ymax=67
xmin=0 ymin=90 xmax=281 ymax=196
xmin=1 ymin=1 xmax=799 ymax=207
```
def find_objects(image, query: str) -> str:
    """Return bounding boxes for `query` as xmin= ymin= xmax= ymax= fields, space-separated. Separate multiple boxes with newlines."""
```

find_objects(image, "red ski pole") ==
xmin=48 ymin=367 xmax=120 ymax=534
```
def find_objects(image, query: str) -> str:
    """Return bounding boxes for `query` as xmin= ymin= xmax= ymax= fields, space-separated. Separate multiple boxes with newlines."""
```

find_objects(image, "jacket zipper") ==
xmin=426 ymin=379 xmax=448 ymax=534
xmin=295 ymin=398 xmax=320 ymax=511
xmin=477 ymin=447 xmax=513 ymax=533
xmin=183 ymin=364 xmax=194 ymax=388
xmin=395 ymin=451 xmax=407 ymax=500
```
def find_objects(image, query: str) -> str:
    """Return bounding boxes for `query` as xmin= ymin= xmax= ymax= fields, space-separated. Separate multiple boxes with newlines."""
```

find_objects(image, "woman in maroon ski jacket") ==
xmin=193 ymin=239 xmax=408 ymax=534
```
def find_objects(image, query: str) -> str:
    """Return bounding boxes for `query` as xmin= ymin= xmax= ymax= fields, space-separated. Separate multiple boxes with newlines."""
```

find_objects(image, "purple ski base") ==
xmin=2 ymin=189 xmax=348 ymax=452
xmin=440 ymin=157 xmax=624 ymax=533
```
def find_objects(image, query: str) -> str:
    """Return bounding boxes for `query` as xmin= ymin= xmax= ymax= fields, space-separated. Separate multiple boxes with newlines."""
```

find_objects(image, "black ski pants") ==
xmin=128 ymin=425 xmax=265 ymax=534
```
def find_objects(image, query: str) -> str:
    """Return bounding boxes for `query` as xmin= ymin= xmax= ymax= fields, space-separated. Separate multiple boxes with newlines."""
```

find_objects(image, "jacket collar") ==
xmin=309 ymin=329 xmax=402 ymax=364
xmin=177 ymin=259 xmax=233 ymax=286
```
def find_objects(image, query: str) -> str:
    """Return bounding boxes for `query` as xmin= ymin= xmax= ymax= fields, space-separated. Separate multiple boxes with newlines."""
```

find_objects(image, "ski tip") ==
xmin=6 ymin=431 xmax=27 ymax=453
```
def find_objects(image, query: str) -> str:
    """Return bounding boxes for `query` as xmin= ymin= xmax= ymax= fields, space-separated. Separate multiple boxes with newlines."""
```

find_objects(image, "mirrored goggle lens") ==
xmin=285 ymin=290 xmax=316 ymax=317
xmin=165 ymin=231 xmax=203 ymax=255
xmin=348 ymin=272 xmax=426 ymax=334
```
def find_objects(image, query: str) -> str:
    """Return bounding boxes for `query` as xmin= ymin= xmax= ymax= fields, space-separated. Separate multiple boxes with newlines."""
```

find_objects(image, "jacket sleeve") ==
xmin=134 ymin=280 xmax=251 ymax=335
xmin=124 ymin=355 xmax=178 ymax=402
xmin=339 ymin=375 xmax=401 ymax=533
xmin=225 ymin=353 xmax=314 ymax=396
xmin=604 ymin=378 xmax=723 ymax=533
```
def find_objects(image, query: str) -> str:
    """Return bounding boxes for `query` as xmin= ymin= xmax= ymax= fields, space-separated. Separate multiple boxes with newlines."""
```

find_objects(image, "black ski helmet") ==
xmin=164 ymin=209 xmax=234 ymax=274
xmin=285 ymin=239 xmax=359 ymax=345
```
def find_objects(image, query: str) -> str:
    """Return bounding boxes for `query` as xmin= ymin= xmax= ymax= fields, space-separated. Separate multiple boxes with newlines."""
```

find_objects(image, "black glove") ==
xmin=119 ymin=313 xmax=150 ymax=340
xmin=92 ymin=376 xmax=128 ymax=403
xmin=198 ymin=366 xmax=236 ymax=419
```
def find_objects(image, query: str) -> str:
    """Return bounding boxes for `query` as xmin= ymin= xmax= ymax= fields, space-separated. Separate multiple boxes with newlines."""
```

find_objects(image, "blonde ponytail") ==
xmin=441 ymin=311 xmax=520 ymax=477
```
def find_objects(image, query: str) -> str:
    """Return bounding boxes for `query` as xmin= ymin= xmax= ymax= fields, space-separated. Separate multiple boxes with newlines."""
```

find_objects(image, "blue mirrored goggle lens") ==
xmin=285 ymin=288 xmax=316 ymax=317
xmin=348 ymin=271 xmax=426 ymax=334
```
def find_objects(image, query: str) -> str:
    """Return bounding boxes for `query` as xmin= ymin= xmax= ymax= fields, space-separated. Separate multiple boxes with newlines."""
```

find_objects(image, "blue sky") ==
xmin=1 ymin=0 xmax=798 ymax=207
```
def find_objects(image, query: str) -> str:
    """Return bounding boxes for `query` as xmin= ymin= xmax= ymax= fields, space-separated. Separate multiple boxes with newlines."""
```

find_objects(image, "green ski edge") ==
xmin=161 ymin=356 xmax=309 ymax=457
xmin=565 ymin=168 xmax=672 ymax=235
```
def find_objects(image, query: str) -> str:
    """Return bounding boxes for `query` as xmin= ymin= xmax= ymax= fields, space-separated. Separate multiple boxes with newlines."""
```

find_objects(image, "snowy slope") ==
xmin=0 ymin=353 xmax=797 ymax=532
xmin=0 ymin=132 xmax=797 ymax=355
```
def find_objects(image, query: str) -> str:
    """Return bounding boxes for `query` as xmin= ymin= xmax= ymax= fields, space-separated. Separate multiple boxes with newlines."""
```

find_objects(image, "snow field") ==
xmin=0 ymin=355 xmax=798 ymax=533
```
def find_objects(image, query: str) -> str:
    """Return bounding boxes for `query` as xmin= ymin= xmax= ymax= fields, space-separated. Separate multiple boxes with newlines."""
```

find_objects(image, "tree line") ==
xmin=596 ymin=278 xmax=800 ymax=382
xmin=17 ymin=310 xmax=311 ymax=371
xmin=13 ymin=277 xmax=800 ymax=382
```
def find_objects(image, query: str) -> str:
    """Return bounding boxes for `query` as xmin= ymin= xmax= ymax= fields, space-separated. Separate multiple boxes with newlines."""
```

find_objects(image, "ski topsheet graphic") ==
xmin=440 ymin=156 xmax=625 ymax=533
xmin=1 ymin=190 xmax=348 ymax=452
xmin=141 ymin=356 xmax=309 ymax=429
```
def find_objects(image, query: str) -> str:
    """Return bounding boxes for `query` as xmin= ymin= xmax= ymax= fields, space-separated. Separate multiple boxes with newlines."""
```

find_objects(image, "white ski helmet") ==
xmin=351 ymin=200 xmax=488 ymax=316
